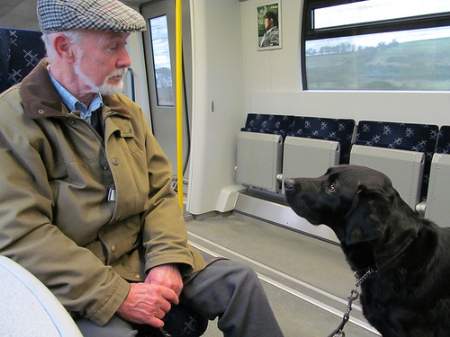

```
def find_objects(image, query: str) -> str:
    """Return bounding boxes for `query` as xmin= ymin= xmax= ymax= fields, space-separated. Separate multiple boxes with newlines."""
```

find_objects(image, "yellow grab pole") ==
xmin=175 ymin=0 xmax=184 ymax=208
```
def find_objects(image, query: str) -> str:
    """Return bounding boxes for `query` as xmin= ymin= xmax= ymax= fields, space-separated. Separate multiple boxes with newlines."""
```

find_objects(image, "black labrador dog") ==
xmin=284 ymin=165 xmax=450 ymax=337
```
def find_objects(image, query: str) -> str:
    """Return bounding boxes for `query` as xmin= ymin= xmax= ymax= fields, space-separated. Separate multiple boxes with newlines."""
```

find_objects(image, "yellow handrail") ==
xmin=175 ymin=0 xmax=184 ymax=208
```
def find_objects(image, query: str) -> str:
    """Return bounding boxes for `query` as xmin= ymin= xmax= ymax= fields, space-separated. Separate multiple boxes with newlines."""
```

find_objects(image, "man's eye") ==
xmin=106 ymin=44 xmax=119 ymax=52
xmin=328 ymin=183 xmax=336 ymax=193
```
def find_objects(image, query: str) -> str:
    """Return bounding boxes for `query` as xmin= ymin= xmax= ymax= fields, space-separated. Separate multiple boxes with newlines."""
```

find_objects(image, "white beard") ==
xmin=74 ymin=56 xmax=126 ymax=96
xmin=98 ymin=69 xmax=126 ymax=96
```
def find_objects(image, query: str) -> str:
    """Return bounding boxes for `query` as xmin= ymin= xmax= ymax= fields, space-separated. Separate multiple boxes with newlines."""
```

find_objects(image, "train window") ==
xmin=303 ymin=0 xmax=450 ymax=90
xmin=149 ymin=15 xmax=174 ymax=106
xmin=314 ymin=0 xmax=450 ymax=29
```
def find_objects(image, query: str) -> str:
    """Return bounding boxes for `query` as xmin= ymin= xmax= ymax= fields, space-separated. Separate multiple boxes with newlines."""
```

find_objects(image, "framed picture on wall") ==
xmin=257 ymin=1 xmax=281 ymax=50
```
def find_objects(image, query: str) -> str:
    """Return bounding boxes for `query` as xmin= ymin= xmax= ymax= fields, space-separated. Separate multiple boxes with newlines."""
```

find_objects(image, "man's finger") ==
xmin=155 ymin=308 xmax=166 ymax=319
xmin=146 ymin=316 xmax=165 ymax=328
xmin=159 ymin=298 xmax=171 ymax=313
xmin=159 ymin=286 xmax=179 ymax=304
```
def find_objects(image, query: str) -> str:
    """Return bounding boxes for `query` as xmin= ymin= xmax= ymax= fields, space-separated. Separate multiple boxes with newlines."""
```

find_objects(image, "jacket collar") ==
xmin=20 ymin=59 xmax=131 ymax=120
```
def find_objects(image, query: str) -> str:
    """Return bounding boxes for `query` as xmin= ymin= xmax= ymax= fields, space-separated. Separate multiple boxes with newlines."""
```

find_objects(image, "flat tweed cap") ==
xmin=37 ymin=0 xmax=146 ymax=33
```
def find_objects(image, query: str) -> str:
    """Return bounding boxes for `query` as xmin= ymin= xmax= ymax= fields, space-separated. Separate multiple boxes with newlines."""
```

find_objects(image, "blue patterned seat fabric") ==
xmin=0 ymin=28 xmax=46 ymax=94
xmin=436 ymin=126 xmax=450 ymax=154
xmin=241 ymin=113 xmax=294 ymax=139
xmin=242 ymin=113 xmax=355 ymax=164
xmin=286 ymin=116 xmax=355 ymax=164
xmin=355 ymin=120 xmax=439 ymax=200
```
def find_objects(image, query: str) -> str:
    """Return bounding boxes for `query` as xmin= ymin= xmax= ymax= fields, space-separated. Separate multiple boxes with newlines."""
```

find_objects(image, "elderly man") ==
xmin=259 ymin=11 xmax=279 ymax=48
xmin=0 ymin=1 xmax=285 ymax=337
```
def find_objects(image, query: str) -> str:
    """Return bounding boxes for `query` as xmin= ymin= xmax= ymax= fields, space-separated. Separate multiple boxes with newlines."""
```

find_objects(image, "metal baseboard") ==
xmin=235 ymin=192 xmax=339 ymax=243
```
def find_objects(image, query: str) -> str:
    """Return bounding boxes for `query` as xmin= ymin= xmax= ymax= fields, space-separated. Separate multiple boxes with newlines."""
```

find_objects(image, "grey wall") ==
xmin=0 ymin=0 xmax=39 ymax=30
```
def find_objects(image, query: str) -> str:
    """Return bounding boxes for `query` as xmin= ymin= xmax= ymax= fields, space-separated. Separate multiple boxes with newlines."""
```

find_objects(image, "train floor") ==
xmin=185 ymin=212 xmax=380 ymax=337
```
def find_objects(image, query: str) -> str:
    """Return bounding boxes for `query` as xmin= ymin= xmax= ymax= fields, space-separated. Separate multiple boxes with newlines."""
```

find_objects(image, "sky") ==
xmin=309 ymin=0 xmax=450 ymax=49
xmin=315 ymin=0 xmax=450 ymax=30
xmin=150 ymin=16 xmax=172 ymax=71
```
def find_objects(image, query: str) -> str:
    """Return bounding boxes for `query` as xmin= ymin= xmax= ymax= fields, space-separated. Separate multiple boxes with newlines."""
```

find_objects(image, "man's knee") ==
xmin=221 ymin=261 xmax=260 ymax=289
xmin=76 ymin=316 xmax=137 ymax=337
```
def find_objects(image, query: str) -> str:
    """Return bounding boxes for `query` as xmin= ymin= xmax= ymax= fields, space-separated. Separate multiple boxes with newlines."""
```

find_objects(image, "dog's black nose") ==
xmin=284 ymin=178 xmax=296 ymax=192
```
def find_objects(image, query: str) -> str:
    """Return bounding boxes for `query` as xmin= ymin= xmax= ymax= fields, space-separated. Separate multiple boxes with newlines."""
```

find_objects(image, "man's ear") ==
xmin=343 ymin=185 xmax=385 ymax=245
xmin=53 ymin=34 xmax=76 ymax=63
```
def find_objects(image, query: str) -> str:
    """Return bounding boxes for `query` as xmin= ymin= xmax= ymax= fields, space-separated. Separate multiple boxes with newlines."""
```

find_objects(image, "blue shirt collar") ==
xmin=48 ymin=73 xmax=103 ymax=124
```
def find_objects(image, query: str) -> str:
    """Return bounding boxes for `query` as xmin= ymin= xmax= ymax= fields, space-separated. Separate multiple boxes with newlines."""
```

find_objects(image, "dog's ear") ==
xmin=372 ymin=189 xmax=421 ymax=267
xmin=343 ymin=185 xmax=388 ymax=245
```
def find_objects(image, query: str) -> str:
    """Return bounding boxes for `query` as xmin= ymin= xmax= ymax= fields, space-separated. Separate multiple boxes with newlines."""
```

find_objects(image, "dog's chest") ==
xmin=360 ymin=278 xmax=450 ymax=337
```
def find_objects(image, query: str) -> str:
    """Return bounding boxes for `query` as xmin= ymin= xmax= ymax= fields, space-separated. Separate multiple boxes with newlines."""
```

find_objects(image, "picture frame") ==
xmin=257 ymin=1 xmax=282 ymax=50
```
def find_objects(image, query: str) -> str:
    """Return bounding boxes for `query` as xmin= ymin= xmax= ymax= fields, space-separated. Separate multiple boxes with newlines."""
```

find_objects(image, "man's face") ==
xmin=73 ymin=31 xmax=131 ymax=95
xmin=264 ymin=18 xmax=273 ymax=30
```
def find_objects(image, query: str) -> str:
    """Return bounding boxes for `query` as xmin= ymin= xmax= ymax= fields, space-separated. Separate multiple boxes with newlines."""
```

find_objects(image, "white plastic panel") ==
xmin=283 ymin=136 xmax=340 ymax=180
xmin=236 ymin=132 xmax=282 ymax=192
xmin=425 ymin=154 xmax=450 ymax=228
xmin=350 ymin=145 xmax=424 ymax=208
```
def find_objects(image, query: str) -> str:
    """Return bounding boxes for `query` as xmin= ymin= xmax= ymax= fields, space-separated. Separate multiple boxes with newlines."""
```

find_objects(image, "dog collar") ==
xmin=375 ymin=234 xmax=417 ymax=271
xmin=355 ymin=233 xmax=416 ymax=282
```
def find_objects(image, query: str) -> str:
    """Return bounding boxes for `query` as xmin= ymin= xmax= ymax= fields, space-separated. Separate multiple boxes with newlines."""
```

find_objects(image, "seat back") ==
xmin=0 ymin=256 xmax=83 ymax=337
xmin=241 ymin=113 xmax=293 ymax=139
xmin=0 ymin=28 xmax=46 ymax=93
xmin=286 ymin=116 xmax=355 ymax=164
xmin=354 ymin=120 xmax=438 ymax=201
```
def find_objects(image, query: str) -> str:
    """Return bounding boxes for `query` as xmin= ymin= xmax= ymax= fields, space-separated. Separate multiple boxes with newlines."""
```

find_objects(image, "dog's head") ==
xmin=284 ymin=165 xmax=396 ymax=246
xmin=285 ymin=165 xmax=423 ymax=272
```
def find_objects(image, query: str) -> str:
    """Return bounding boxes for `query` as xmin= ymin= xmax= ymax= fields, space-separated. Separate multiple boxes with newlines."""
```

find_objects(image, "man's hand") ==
xmin=117 ymin=282 xmax=178 ymax=328
xmin=145 ymin=264 xmax=184 ymax=297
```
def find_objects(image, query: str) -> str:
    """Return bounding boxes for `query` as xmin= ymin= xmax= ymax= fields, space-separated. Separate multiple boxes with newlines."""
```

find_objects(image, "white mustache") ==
xmin=107 ymin=68 xmax=127 ymax=80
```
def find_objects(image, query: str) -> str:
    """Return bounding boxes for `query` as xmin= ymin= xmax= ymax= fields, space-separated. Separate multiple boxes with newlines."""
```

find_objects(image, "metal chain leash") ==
xmin=159 ymin=328 xmax=172 ymax=337
xmin=327 ymin=268 xmax=376 ymax=337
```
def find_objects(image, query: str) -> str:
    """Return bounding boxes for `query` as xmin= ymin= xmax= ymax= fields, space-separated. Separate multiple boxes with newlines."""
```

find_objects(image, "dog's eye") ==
xmin=328 ymin=183 xmax=337 ymax=193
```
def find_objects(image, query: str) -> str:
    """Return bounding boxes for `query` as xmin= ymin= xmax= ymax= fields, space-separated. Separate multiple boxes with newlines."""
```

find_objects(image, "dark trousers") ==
xmin=76 ymin=259 xmax=284 ymax=337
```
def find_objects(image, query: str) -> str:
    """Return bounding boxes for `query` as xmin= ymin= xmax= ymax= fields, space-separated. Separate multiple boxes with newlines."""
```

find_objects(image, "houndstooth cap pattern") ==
xmin=37 ymin=0 xmax=146 ymax=33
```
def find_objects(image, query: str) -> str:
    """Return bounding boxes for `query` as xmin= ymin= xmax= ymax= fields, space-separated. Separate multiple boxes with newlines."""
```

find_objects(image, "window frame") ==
xmin=301 ymin=0 xmax=450 ymax=90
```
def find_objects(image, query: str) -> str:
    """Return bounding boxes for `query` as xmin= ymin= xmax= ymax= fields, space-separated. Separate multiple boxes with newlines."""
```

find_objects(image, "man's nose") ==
xmin=117 ymin=49 xmax=131 ymax=68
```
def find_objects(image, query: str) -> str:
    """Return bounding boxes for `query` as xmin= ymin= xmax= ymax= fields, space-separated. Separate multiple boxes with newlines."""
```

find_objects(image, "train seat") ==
xmin=0 ymin=255 xmax=83 ymax=337
xmin=236 ymin=130 xmax=283 ymax=192
xmin=0 ymin=28 xmax=46 ymax=94
xmin=425 ymin=126 xmax=450 ymax=227
xmin=283 ymin=136 xmax=339 ymax=180
xmin=282 ymin=116 xmax=355 ymax=185
xmin=285 ymin=116 xmax=355 ymax=164
xmin=236 ymin=114 xmax=291 ymax=192
xmin=350 ymin=144 xmax=424 ymax=208
xmin=236 ymin=114 xmax=355 ymax=193
xmin=350 ymin=120 xmax=438 ymax=209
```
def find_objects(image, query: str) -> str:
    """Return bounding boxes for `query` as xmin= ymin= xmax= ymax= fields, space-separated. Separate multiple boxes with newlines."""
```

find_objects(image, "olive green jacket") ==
xmin=0 ymin=60 xmax=205 ymax=325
